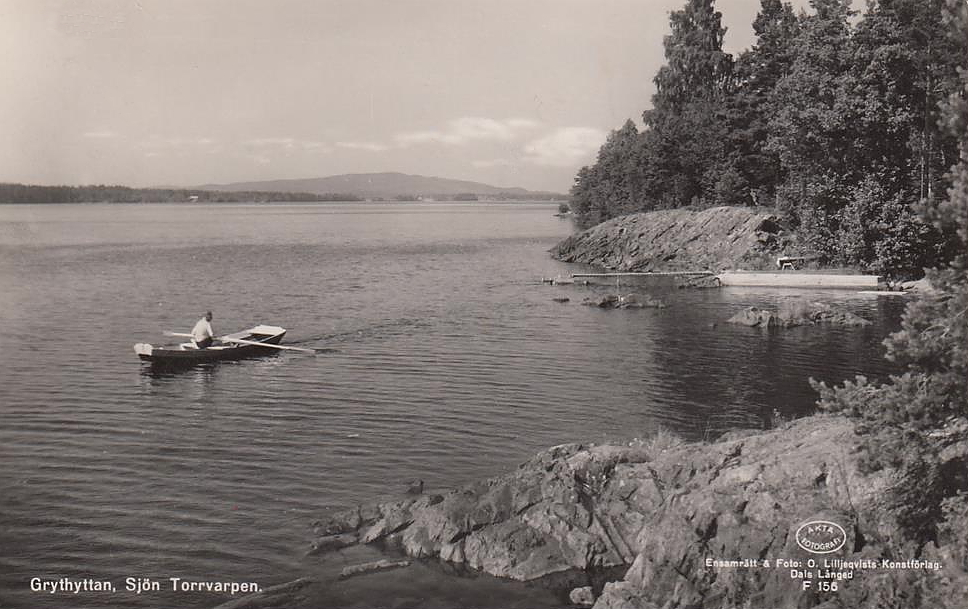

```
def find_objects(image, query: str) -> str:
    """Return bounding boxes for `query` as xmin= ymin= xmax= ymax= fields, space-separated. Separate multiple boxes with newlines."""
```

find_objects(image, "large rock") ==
xmin=308 ymin=416 xmax=967 ymax=609
xmin=551 ymin=207 xmax=787 ymax=272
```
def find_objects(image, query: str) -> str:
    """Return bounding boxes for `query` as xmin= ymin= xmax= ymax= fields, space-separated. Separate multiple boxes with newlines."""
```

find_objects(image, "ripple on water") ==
xmin=0 ymin=203 xmax=905 ymax=608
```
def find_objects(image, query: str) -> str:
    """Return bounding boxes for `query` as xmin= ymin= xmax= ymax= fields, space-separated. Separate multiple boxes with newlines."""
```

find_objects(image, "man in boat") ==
xmin=191 ymin=311 xmax=217 ymax=349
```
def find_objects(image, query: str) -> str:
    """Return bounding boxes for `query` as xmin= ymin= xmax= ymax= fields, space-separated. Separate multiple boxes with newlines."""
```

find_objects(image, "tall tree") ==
xmin=650 ymin=0 xmax=733 ymax=112
xmin=842 ymin=0 xmax=962 ymax=273
xmin=853 ymin=0 xmax=962 ymax=200
xmin=766 ymin=0 xmax=858 ymax=259
xmin=814 ymin=0 xmax=968 ymax=557
xmin=724 ymin=0 xmax=800 ymax=205
xmin=642 ymin=0 xmax=734 ymax=207
xmin=570 ymin=120 xmax=644 ymax=228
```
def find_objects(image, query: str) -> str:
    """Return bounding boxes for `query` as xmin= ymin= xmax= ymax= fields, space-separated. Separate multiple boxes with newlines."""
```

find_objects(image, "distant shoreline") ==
xmin=0 ymin=181 xmax=568 ymax=205
xmin=0 ymin=198 xmax=566 ymax=205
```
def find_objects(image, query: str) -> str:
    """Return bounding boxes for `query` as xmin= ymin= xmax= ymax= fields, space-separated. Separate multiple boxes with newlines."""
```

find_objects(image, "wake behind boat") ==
xmin=134 ymin=324 xmax=288 ymax=366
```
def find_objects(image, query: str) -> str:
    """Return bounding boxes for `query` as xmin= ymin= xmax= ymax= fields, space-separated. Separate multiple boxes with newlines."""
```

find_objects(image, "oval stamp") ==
xmin=795 ymin=520 xmax=847 ymax=554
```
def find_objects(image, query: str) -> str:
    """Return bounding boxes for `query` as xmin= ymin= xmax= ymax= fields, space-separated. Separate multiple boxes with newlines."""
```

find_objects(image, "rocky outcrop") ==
xmin=307 ymin=415 xmax=966 ymax=608
xmin=551 ymin=206 xmax=788 ymax=272
xmin=727 ymin=300 xmax=873 ymax=328
xmin=581 ymin=293 xmax=666 ymax=309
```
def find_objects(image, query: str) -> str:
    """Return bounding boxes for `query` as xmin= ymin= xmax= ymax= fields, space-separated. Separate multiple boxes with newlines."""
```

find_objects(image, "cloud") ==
xmin=83 ymin=130 xmax=119 ymax=139
xmin=139 ymin=135 xmax=217 ymax=148
xmin=522 ymin=127 xmax=605 ymax=167
xmin=239 ymin=137 xmax=332 ymax=154
xmin=336 ymin=141 xmax=392 ymax=152
xmin=394 ymin=130 xmax=450 ymax=146
xmin=301 ymin=141 xmax=331 ymax=153
xmin=395 ymin=117 xmax=539 ymax=147
xmin=245 ymin=137 xmax=296 ymax=148
xmin=135 ymin=135 xmax=221 ymax=158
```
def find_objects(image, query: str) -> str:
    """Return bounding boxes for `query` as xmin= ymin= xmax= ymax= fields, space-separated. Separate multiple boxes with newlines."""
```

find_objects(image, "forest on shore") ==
xmin=573 ymin=0 xmax=968 ymax=588
xmin=571 ymin=0 xmax=963 ymax=278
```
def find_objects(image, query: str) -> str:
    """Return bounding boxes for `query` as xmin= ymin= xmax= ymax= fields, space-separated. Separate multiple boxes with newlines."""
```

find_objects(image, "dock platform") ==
xmin=716 ymin=272 xmax=881 ymax=288
xmin=571 ymin=272 xmax=714 ymax=278
xmin=557 ymin=271 xmax=883 ymax=289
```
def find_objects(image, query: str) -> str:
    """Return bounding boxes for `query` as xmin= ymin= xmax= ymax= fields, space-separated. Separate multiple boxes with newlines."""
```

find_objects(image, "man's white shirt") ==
xmin=192 ymin=318 xmax=214 ymax=342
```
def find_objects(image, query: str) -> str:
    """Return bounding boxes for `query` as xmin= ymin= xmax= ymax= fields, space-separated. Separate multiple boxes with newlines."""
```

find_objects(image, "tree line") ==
xmin=571 ymin=0 xmax=965 ymax=277
xmin=0 ymin=183 xmax=364 ymax=204
xmin=0 ymin=183 xmax=567 ymax=204
xmin=814 ymin=0 xmax=967 ymax=582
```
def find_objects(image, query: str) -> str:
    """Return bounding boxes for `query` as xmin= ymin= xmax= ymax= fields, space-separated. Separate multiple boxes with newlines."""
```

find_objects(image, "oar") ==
xmin=164 ymin=332 xmax=195 ymax=338
xmin=163 ymin=331 xmax=317 ymax=354
xmin=220 ymin=337 xmax=316 ymax=353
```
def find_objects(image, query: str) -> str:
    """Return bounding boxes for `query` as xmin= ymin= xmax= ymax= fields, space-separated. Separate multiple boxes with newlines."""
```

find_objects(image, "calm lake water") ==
xmin=0 ymin=202 xmax=905 ymax=609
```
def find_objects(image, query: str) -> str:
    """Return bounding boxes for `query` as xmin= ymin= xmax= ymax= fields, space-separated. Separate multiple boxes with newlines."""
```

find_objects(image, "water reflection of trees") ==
xmin=645 ymin=296 xmax=904 ymax=441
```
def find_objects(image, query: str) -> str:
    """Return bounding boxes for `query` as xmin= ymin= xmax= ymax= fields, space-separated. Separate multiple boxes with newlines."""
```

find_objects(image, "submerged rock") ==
xmin=569 ymin=585 xmax=596 ymax=606
xmin=339 ymin=559 xmax=410 ymax=580
xmin=787 ymin=301 xmax=872 ymax=326
xmin=308 ymin=533 xmax=357 ymax=555
xmin=581 ymin=294 xmax=665 ymax=309
xmin=727 ymin=301 xmax=872 ymax=328
xmin=726 ymin=306 xmax=779 ymax=327
xmin=583 ymin=294 xmax=621 ymax=308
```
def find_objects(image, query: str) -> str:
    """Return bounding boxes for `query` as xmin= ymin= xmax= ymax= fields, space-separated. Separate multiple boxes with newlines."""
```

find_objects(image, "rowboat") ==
xmin=134 ymin=325 xmax=288 ymax=366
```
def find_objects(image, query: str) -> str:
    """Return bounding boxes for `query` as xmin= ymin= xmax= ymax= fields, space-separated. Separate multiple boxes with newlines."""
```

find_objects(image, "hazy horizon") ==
xmin=3 ymin=0 xmax=838 ymax=192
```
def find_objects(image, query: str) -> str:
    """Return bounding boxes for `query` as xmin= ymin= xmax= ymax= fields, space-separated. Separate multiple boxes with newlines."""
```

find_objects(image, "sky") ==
xmin=1 ymin=0 xmax=828 ymax=192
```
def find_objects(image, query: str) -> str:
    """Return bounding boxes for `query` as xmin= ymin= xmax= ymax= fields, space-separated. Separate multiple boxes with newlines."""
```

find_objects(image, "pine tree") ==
xmin=815 ymin=0 xmax=968 ymax=546
xmin=725 ymin=0 xmax=800 ymax=206
xmin=650 ymin=0 xmax=733 ymax=113
xmin=766 ymin=0 xmax=857 ymax=259
xmin=642 ymin=0 xmax=734 ymax=208
xmin=840 ymin=0 xmax=963 ymax=273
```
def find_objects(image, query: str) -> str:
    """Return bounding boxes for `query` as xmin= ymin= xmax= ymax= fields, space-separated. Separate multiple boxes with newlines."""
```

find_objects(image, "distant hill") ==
xmin=197 ymin=172 xmax=563 ymax=199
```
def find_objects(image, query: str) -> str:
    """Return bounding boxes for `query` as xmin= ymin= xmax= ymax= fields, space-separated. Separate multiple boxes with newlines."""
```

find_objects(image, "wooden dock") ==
xmin=558 ymin=271 xmax=883 ymax=289
xmin=716 ymin=272 xmax=881 ymax=288
xmin=571 ymin=272 xmax=714 ymax=278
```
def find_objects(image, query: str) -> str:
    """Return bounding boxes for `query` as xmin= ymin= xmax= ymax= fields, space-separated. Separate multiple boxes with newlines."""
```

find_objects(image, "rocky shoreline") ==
xmin=212 ymin=205 xmax=962 ymax=609
xmin=220 ymin=414 xmax=967 ymax=609
xmin=551 ymin=206 xmax=789 ymax=272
